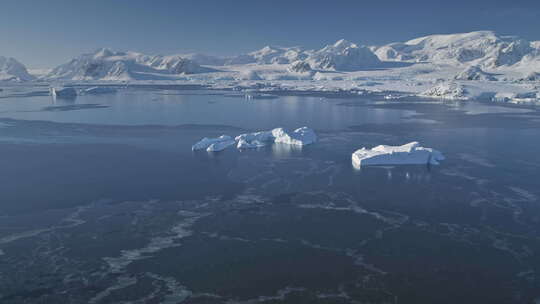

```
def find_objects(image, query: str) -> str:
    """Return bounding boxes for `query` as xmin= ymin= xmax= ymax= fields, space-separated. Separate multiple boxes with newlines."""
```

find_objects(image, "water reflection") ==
xmin=271 ymin=143 xmax=304 ymax=158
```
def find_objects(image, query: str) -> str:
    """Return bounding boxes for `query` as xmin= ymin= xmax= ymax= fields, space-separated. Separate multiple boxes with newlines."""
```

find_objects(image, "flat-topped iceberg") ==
xmin=192 ymin=135 xmax=235 ymax=152
xmin=352 ymin=142 xmax=445 ymax=168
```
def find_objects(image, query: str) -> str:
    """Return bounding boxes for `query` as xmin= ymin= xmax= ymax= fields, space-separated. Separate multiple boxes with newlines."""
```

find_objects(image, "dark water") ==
xmin=0 ymin=86 xmax=539 ymax=303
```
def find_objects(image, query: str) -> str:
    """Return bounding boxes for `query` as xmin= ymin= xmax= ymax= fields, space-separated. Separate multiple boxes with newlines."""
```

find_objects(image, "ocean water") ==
xmin=0 ymin=86 xmax=539 ymax=303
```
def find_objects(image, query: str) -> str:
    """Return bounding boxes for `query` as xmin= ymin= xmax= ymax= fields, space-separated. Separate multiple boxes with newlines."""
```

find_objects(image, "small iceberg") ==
xmin=235 ymin=127 xmax=317 ymax=149
xmin=192 ymin=135 xmax=235 ymax=152
xmin=273 ymin=127 xmax=317 ymax=146
xmin=235 ymin=130 xmax=275 ymax=149
xmin=352 ymin=142 xmax=445 ymax=168
xmin=194 ymin=127 xmax=318 ymax=153
xmin=83 ymin=86 xmax=117 ymax=95
xmin=50 ymin=87 xmax=77 ymax=98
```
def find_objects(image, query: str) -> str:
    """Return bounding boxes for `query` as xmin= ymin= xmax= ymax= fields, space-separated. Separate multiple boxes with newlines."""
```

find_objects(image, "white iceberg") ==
xmin=192 ymin=135 xmax=234 ymax=151
xmin=235 ymin=127 xmax=317 ymax=149
xmin=83 ymin=86 xmax=117 ymax=95
xmin=235 ymin=130 xmax=274 ymax=142
xmin=352 ymin=142 xmax=445 ymax=168
xmin=273 ymin=127 xmax=317 ymax=146
xmin=237 ymin=138 xmax=267 ymax=149
xmin=206 ymin=139 xmax=236 ymax=152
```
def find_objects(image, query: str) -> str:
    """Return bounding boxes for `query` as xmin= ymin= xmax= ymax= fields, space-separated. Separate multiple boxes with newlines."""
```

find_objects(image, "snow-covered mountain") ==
xmin=226 ymin=46 xmax=308 ymax=65
xmin=180 ymin=53 xmax=227 ymax=66
xmin=0 ymin=56 xmax=35 ymax=82
xmin=373 ymin=31 xmax=540 ymax=70
xmin=306 ymin=39 xmax=381 ymax=71
xmin=46 ymin=48 xmax=214 ymax=81
xmin=454 ymin=65 xmax=496 ymax=81
xmin=41 ymin=31 xmax=539 ymax=84
xmin=226 ymin=41 xmax=381 ymax=71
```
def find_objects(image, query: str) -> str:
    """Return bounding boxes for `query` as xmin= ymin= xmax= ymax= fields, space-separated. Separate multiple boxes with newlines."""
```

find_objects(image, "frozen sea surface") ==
xmin=0 ymin=85 xmax=539 ymax=304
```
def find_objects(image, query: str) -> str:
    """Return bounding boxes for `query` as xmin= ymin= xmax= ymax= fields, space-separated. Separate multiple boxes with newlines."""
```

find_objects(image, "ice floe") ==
xmin=352 ymin=142 xmax=445 ymax=168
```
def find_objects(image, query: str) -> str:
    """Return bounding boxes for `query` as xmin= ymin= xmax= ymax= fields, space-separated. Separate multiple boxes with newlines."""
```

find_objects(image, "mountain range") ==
xmin=1 ymin=31 xmax=539 ymax=82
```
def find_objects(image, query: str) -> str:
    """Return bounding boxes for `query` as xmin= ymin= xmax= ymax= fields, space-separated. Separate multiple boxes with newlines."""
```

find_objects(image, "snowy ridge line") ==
xmin=4 ymin=30 xmax=539 ymax=103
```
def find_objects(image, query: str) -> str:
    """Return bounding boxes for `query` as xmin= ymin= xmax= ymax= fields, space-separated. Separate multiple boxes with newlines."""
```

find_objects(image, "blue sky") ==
xmin=1 ymin=0 xmax=540 ymax=68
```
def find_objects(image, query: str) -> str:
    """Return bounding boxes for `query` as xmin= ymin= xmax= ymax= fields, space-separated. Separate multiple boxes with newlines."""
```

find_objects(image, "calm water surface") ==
xmin=0 ymin=86 xmax=539 ymax=303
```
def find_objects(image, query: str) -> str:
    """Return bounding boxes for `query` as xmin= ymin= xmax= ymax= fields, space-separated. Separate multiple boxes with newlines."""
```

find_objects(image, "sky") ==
xmin=1 ymin=0 xmax=540 ymax=68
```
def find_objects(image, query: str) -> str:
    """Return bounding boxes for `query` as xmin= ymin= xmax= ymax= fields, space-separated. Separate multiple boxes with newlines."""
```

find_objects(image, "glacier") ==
xmin=352 ymin=142 xmax=445 ymax=168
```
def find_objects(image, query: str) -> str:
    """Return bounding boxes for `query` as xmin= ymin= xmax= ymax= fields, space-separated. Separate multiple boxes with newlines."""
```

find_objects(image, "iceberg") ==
xmin=273 ymin=127 xmax=317 ymax=146
xmin=192 ymin=135 xmax=234 ymax=151
xmin=194 ymin=127 xmax=317 ymax=152
xmin=352 ymin=142 xmax=445 ymax=168
xmin=235 ymin=130 xmax=273 ymax=149
xmin=235 ymin=127 xmax=317 ymax=149
xmin=235 ymin=130 xmax=274 ymax=143
xmin=206 ymin=139 xmax=236 ymax=152
xmin=237 ymin=138 xmax=267 ymax=149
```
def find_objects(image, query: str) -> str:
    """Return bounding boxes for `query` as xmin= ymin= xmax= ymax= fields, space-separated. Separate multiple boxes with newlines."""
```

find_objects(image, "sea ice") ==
xmin=192 ymin=135 xmax=234 ymax=151
xmin=352 ymin=142 xmax=445 ymax=168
